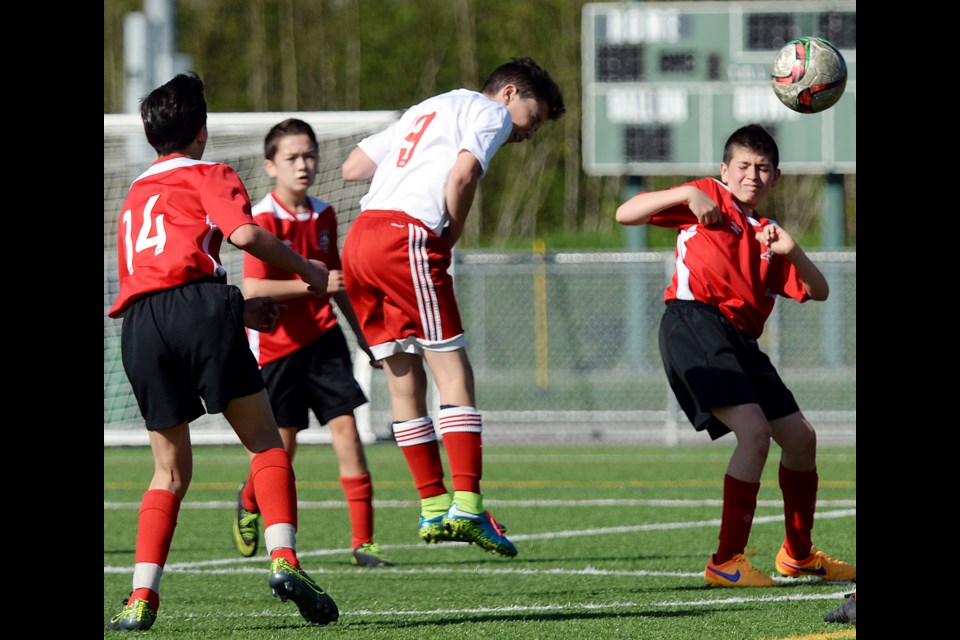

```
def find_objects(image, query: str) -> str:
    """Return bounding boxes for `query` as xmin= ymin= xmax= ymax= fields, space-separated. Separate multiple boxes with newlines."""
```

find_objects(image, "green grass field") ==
xmin=104 ymin=443 xmax=856 ymax=639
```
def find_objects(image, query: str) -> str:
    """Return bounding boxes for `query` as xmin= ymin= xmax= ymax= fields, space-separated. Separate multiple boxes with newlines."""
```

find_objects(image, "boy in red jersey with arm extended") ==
xmin=616 ymin=124 xmax=855 ymax=588
xmin=339 ymin=57 xmax=565 ymax=558
xmin=106 ymin=73 xmax=338 ymax=631
xmin=230 ymin=118 xmax=392 ymax=568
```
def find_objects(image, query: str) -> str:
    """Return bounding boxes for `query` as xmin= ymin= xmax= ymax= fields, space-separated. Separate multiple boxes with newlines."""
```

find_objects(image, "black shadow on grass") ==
xmin=334 ymin=606 xmax=742 ymax=630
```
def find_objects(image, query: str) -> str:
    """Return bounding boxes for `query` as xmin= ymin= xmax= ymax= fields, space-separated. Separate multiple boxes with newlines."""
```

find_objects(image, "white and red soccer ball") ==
xmin=771 ymin=37 xmax=847 ymax=114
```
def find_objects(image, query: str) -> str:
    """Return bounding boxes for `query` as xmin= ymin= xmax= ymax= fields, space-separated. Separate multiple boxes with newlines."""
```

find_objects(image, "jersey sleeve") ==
xmin=765 ymin=242 xmax=813 ymax=303
xmin=646 ymin=178 xmax=717 ymax=228
xmin=358 ymin=118 xmax=404 ymax=166
xmin=780 ymin=269 xmax=811 ymax=303
xmin=199 ymin=164 xmax=256 ymax=240
xmin=459 ymin=101 xmax=511 ymax=177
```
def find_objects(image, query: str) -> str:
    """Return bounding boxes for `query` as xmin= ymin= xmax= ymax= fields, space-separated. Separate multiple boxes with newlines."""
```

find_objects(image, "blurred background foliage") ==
xmin=104 ymin=0 xmax=856 ymax=249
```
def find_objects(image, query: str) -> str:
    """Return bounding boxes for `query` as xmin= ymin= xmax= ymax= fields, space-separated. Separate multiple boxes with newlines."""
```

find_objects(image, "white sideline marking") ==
xmin=130 ymin=591 xmax=854 ymax=622
xmin=104 ymin=506 xmax=856 ymax=623
xmin=103 ymin=498 xmax=857 ymax=510
xmin=104 ymin=508 xmax=855 ymax=573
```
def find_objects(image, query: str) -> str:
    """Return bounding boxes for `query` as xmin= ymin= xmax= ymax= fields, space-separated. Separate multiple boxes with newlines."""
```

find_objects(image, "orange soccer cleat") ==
xmin=704 ymin=553 xmax=776 ymax=587
xmin=775 ymin=545 xmax=856 ymax=582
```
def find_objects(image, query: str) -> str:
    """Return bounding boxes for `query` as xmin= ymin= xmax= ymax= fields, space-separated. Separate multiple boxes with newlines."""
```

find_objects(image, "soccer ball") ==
xmin=770 ymin=37 xmax=847 ymax=114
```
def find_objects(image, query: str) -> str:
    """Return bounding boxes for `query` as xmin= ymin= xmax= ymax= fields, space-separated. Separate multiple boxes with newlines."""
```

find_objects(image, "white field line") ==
xmin=104 ymin=508 xmax=855 ymax=573
xmin=104 ymin=498 xmax=857 ymax=510
xmin=105 ymin=504 xmax=856 ymax=621
xmin=114 ymin=591 xmax=854 ymax=622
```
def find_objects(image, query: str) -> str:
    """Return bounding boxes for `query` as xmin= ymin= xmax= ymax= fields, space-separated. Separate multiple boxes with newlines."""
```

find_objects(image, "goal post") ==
xmin=104 ymin=111 xmax=399 ymax=446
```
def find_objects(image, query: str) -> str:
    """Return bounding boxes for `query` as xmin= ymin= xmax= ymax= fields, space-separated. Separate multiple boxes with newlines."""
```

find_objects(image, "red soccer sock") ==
xmin=249 ymin=448 xmax=297 ymax=530
xmin=438 ymin=406 xmax=483 ymax=494
xmin=129 ymin=588 xmax=160 ymax=614
xmin=135 ymin=489 xmax=181 ymax=567
xmin=240 ymin=473 xmax=258 ymax=513
xmin=440 ymin=431 xmax=482 ymax=493
xmin=131 ymin=489 xmax=180 ymax=614
xmin=270 ymin=547 xmax=299 ymax=569
xmin=402 ymin=441 xmax=447 ymax=498
xmin=393 ymin=418 xmax=448 ymax=498
xmin=780 ymin=463 xmax=818 ymax=560
xmin=341 ymin=473 xmax=374 ymax=549
xmin=715 ymin=474 xmax=761 ymax=564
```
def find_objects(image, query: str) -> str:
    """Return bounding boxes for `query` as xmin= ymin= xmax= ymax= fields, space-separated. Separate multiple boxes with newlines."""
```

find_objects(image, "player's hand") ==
xmin=755 ymin=223 xmax=797 ymax=255
xmin=243 ymin=296 xmax=287 ymax=333
xmin=364 ymin=349 xmax=384 ymax=369
xmin=304 ymin=259 xmax=330 ymax=294
xmin=687 ymin=189 xmax=722 ymax=227
xmin=326 ymin=269 xmax=345 ymax=294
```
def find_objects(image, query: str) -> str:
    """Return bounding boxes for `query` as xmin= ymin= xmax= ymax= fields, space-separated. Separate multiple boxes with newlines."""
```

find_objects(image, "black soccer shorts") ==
xmin=658 ymin=300 xmax=799 ymax=440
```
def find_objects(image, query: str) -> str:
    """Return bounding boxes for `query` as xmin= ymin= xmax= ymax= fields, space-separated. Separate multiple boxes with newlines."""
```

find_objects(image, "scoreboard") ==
xmin=582 ymin=1 xmax=856 ymax=175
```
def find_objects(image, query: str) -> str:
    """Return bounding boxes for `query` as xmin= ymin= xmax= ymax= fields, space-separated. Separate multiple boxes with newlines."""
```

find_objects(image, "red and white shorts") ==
xmin=342 ymin=210 xmax=465 ymax=360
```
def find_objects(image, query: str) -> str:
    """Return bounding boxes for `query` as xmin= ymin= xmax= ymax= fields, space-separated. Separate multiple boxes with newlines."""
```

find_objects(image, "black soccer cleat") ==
xmin=269 ymin=558 xmax=339 ymax=625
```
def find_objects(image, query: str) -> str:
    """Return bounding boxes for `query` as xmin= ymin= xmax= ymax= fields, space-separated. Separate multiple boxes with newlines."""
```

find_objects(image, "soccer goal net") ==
xmin=104 ymin=111 xmax=399 ymax=446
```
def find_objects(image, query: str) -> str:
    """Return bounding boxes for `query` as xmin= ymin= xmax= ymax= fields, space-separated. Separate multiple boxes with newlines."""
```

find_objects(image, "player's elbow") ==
xmin=807 ymin=281 xmax=829 ymax=301
xmin=228 ymin=223 xmax=259 ymax=250
xmin=615 ymin=205 xmax=631 ymax=225
xmin=615 ymin=204 xmax=645 ymax=225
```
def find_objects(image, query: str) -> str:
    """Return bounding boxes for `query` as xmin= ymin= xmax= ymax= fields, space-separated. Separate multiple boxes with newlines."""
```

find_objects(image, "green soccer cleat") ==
xmin=442 ymin=503 xmax=518 ymax=557
xmin=351 ymin=542 xmax=395 ymax=567
xmin=107 ymin=597 xmax=156 ymax=632
xmin=418 ymin=513 xmax=455 ymax=543
xmin=232 ymin=481 xmax=260 ymax=557
xmin=269 ymin=557 xmax=339 ymax=625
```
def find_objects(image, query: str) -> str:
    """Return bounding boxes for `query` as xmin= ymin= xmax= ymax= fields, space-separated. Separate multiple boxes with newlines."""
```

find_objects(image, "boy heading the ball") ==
xmin=339 ymin=57 xmax=564 ymax=558
xmin=616 ymin=124 xmax=856 ymax=587
xmin=107 ymin=73 xmax=338 ymax=630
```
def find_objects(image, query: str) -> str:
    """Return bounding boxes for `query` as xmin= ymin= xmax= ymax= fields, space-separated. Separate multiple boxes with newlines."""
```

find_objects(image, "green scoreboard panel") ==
xmin=582 ymin=1 xmax=856 ymax=175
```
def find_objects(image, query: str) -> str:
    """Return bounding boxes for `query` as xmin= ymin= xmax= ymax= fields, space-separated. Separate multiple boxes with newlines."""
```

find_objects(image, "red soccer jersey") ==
xmin=648 ymin=177 xmax=810 ymax=338
xmin=109 ymin=156 xmax=257 ymax=318
xmin=244 ymin=192 xmax=339 ymax=365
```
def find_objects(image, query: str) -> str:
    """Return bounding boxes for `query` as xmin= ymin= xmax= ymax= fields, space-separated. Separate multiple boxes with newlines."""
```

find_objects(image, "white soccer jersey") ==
xmin=357 ymin=89 xmax=512 ymax=234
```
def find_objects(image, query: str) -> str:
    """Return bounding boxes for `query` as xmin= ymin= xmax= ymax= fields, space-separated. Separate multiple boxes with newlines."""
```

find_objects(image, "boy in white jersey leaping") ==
xmin=340 ymin=57 xmax=565 ymax=557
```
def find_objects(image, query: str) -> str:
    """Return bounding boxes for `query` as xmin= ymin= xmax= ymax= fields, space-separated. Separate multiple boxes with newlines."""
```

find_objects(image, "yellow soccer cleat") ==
xmin=704 ymin=553 xmax=776 ymax=587
xmin=775 ymin=545 xmax=856 ymax=581
xmin=269 ymin=557 xmax=339 ymax=625
xmin=107 ymin=597 xmax=156 ymax=631
xmin=351 ymin=542 xmax=395 ymax=567
xmin=232 ymin=482 xmax=260 ymax=557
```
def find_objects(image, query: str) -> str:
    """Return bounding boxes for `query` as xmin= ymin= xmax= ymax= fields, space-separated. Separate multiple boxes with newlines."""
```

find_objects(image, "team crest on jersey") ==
xmin=318 ymin=230 xmax=331 ymax=253
xmin=729 ymin=220 xmax=742 ymax=235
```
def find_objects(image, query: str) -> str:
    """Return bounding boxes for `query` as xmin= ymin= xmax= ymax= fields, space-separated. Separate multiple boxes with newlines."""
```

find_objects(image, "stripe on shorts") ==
xmin=408 ymin=224 xmax=443 ymax=342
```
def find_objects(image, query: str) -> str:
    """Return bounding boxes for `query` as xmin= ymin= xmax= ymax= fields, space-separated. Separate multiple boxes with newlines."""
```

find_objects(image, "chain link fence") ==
xmin=105 ymin=248 xmax=855 ymax=447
